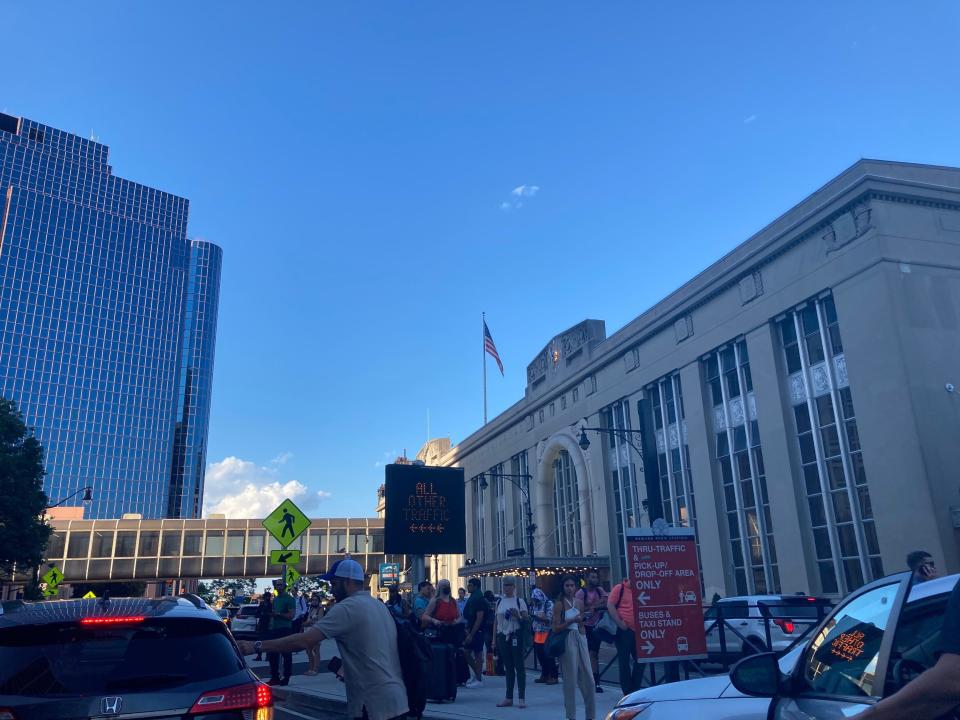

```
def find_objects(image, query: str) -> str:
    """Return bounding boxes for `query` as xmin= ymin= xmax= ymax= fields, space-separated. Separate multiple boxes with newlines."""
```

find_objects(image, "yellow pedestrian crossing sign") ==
xmin=42 ymin=566 xmax=63 ymax=587
xmin=285 ymin=567 xmax=301 ymax=586
xmin=262 ymin=499 xmax=310 ymax=548
xmin=83 ymin=591 xmax=97 ymax=599
xmin=270 ymin=549 xmax=301 ymax=565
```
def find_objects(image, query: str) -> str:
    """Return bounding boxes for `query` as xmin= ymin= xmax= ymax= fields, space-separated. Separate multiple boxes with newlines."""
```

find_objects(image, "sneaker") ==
xmin=465 ymin=678 xmax=483 ymax=688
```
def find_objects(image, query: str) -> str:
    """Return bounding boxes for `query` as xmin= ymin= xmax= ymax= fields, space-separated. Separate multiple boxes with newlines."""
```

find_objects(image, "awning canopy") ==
xmin=458 ymin=556 xmax=610 ymax=578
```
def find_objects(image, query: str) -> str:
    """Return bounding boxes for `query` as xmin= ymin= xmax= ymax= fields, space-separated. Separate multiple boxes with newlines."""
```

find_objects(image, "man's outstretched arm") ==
xmin=237 ymin=628 xmax=325 ymax=656
xmin=857 ymin=653 xmax=960 ymax=720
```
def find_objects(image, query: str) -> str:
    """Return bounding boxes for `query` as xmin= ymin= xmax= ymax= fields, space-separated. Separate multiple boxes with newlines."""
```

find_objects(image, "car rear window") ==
xmin=0 ymin=618 xmax=244 ymax=696
xmin=760 ymin=598 xmax=830 ymax=619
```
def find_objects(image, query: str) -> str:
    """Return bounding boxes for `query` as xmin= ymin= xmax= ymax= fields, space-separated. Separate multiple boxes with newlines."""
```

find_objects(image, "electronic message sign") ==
xmin=384 ymin=464 xmax=466 ymax=555
xmin=626 ymin=522 xmax=707 ymax=662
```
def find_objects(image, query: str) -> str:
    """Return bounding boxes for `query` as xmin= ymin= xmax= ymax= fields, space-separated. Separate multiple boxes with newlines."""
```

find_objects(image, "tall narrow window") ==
xmin=553 ymin=449 xmax=583 ymax=556
xmin=601 ymin=400 xmax=641 ymax=576
xmin=471 ymin=475 xmax=486 ymax=563
xmin=647 ymin=374 xmax=695 ymax=529
xmin=510 ymin=451 xmax=529 ymax=554
xmin=779 ymin=294 xmax=881 ymax=595
xmin=705 ymin=339 xmax=779 ymax=595
xmin=491 ymin=463 xmax=506 ymax=560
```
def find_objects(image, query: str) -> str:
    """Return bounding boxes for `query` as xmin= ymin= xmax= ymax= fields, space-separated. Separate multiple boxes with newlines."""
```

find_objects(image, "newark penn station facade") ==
xmin=430 ymin=159 xmax=960 ymax=601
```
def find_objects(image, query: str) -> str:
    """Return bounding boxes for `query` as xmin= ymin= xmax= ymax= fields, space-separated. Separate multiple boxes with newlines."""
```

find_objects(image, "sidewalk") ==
xmin=255 ymin=640 xmax=624 ymax=719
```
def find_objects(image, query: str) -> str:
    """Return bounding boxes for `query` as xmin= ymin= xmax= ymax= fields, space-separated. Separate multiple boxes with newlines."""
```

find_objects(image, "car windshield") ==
xmin=0 ymin=618 xmax=243 ymax=696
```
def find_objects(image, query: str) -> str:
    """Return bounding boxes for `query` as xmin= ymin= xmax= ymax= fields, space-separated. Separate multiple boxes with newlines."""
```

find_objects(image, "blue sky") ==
xmin=4 ymin=2 xmax=960 ymax=518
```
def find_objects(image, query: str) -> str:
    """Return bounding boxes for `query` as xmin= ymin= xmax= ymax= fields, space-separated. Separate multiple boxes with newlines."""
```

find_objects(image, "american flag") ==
xmin=484 ymin=321 xmax=504 ymax=375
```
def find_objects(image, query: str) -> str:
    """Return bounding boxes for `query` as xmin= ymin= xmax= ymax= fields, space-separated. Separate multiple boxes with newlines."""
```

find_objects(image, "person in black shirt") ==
xmin=858 ymin=578 xmax=960 ymax=718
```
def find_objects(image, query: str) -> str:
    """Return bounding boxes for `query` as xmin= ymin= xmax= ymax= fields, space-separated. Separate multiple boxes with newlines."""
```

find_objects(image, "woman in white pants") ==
xmin=553 ymin=575 xmax=597 ymax=720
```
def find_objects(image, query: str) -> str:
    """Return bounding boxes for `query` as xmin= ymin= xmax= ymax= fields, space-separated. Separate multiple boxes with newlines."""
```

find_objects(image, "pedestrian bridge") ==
xmin=29 ymin=517 xmax=389 ymax=585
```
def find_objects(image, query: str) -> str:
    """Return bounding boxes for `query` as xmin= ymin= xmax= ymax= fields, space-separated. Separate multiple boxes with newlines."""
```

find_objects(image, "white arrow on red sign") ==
xmin=638 ymin=592 xmax=650 ymax=606
xmin=642 ymin=640 xmax=655 ymax=655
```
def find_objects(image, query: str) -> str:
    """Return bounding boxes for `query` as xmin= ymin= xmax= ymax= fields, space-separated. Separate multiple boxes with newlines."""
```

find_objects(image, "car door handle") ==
xmin=739 ymin=622 xmax=749 ymax=626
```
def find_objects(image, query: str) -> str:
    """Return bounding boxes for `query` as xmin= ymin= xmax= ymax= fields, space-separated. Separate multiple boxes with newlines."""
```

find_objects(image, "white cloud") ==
xmin=203 ymin=456 xmax=330 ymax=518
xmin=511 ymin=184 xmax=540 ymax=198
xmin=744 ymin=114 xmax=757 ymax=124
xmin=271 ymin=451 xmax=294 ymax=466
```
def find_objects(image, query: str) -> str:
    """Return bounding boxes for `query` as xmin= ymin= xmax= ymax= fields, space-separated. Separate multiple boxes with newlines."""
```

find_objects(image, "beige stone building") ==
xmin=429 ymin=159 xmax=960 ymax=600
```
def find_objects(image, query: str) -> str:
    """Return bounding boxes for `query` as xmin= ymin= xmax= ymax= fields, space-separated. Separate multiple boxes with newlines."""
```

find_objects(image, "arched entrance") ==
xmin=535 ymin=430 xmax=595 ymax=557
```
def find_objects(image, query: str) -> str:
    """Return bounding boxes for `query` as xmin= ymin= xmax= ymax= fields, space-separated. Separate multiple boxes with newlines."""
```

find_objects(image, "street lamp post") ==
xmin=45 ymin=486 xmax=93 ymax=510
xmin=479 ymin=472 xmax=537 ymax=593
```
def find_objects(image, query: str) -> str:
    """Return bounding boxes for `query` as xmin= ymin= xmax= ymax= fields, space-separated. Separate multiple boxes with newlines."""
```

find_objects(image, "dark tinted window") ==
xmin=717 ymin=601 xmax=750 ymax=619
xmin=760 ymin=599 xmax=831 ymax=619
xmin=0 ymin=618 xmax=242 ymax=695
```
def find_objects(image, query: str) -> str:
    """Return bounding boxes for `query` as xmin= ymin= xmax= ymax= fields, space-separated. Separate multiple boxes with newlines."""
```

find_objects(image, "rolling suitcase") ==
xmin=426 ymin=642 xmax=457 ymax=702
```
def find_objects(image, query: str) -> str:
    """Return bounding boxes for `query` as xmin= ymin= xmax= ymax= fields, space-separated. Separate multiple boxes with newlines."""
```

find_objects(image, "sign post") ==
xmin=262 ymin=499 xmax=310 ymax=589
xmin=626 ymin=521 xmax=707 ymax=664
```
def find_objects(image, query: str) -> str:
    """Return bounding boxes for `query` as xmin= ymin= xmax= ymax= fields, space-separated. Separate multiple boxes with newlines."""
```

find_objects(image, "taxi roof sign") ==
xmin=262 ymin=499 xmax=310 ymax=548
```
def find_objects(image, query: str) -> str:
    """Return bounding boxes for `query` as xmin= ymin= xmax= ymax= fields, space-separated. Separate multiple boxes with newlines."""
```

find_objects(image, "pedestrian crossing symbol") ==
xmin=285 ymin=567 xmax=301 ymax=586
xmin=262 ymin=499 xmax=310 ymax=548
xmin=41 ymin=566 xmax=63 ymax=587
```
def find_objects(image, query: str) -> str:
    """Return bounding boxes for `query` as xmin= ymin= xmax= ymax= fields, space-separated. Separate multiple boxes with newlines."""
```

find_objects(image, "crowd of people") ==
xmin=231 ymin=549 xmax=960 ymax=720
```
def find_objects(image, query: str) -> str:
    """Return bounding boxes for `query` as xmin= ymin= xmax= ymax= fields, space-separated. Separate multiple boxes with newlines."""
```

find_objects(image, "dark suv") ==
xmin=0 ymin=594 xmax=273 ymax=720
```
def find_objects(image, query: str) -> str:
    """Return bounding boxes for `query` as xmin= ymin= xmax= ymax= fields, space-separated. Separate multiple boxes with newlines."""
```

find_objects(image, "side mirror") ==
xmin=730 ymin=652 xmax=784 ymax=697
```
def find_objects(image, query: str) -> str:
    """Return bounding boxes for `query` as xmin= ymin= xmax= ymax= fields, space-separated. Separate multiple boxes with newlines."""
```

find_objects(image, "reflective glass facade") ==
xmin=168 ymin=241 xmax=222 ymax=518
xmin=0 ymin=114 xmax=220 ymax=519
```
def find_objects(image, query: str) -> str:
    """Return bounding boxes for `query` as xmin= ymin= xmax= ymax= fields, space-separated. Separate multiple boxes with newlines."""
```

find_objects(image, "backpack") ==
xmin=394 ymin=617 xmax=432 ymax=719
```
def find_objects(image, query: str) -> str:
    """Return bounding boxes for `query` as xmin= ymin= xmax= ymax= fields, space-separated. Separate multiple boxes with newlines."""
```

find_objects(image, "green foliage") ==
xmin=0 ymin=398 xmax=52 ymax=595
xmin=297 ymin=576 xmax=333 ymax=601
xmin=70 ymin=582 xmax=147 ymax=599
xmin=198 ymin=578 xmax=257 ymax=605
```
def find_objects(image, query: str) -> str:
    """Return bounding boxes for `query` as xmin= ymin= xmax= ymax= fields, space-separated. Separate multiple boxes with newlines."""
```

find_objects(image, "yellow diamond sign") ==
xmin=42 ymin=566 xmax=63 ymax=587
xmin=262 ymin=499 xmax=310 ymax=548
xmin=285 ymin=567 xmax=301 ymax=586
xmin=83 ymin=591 xmax=97 ymax=599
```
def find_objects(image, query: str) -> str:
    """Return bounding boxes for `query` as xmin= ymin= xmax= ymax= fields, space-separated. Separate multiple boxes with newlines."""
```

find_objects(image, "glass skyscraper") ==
xmin=0 ymin=113 xmax=221 ymax=520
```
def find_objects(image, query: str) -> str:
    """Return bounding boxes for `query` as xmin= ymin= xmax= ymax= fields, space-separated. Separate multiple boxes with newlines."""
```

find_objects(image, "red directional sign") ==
xmin=626 ymin=524 xmax=707 ymax=662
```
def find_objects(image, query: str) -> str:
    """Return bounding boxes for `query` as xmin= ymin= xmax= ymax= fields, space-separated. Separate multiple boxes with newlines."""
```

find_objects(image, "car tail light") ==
xmin=80 ymin=616 xmax=145 ymax=626
xmin=0 ymin=709 xmax=17 ymax=720
xmin=190 ymin=682 xmax=272 ymax=717
xmin=773 ymin=618 xmax=795 ymax=634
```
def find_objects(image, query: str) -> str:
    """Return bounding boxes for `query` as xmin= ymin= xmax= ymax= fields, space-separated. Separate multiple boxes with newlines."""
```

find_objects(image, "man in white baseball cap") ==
xmin=238 ymin=559 xmax=407 ymax=720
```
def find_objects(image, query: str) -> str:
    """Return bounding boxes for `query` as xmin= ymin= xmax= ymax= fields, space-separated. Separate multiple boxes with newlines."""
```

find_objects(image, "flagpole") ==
xmin=482 ymin=312 xmax=488 ymax=425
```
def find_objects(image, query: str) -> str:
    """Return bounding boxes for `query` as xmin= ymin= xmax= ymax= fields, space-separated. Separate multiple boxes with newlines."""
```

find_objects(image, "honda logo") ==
xmin=100 ymin=696 xmax=123 ymax=715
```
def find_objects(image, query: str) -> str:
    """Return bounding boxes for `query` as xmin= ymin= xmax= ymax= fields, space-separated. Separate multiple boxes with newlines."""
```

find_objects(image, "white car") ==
xmin=606 ymin=572 xmax=958 ymax=719
xmin=229 ymin=603 xmax=261 ymax=637
xmin=703 ymin=593 xmax=832 ymax=660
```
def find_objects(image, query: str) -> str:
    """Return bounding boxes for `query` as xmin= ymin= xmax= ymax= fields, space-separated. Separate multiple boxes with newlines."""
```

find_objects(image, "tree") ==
xmin=198 ymin=578 xmax=257 ymax=605
xmin=0 ymin=398 xmax=52 ymax=600
xmin=297 ymin=576 xmax=333 ymax=602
